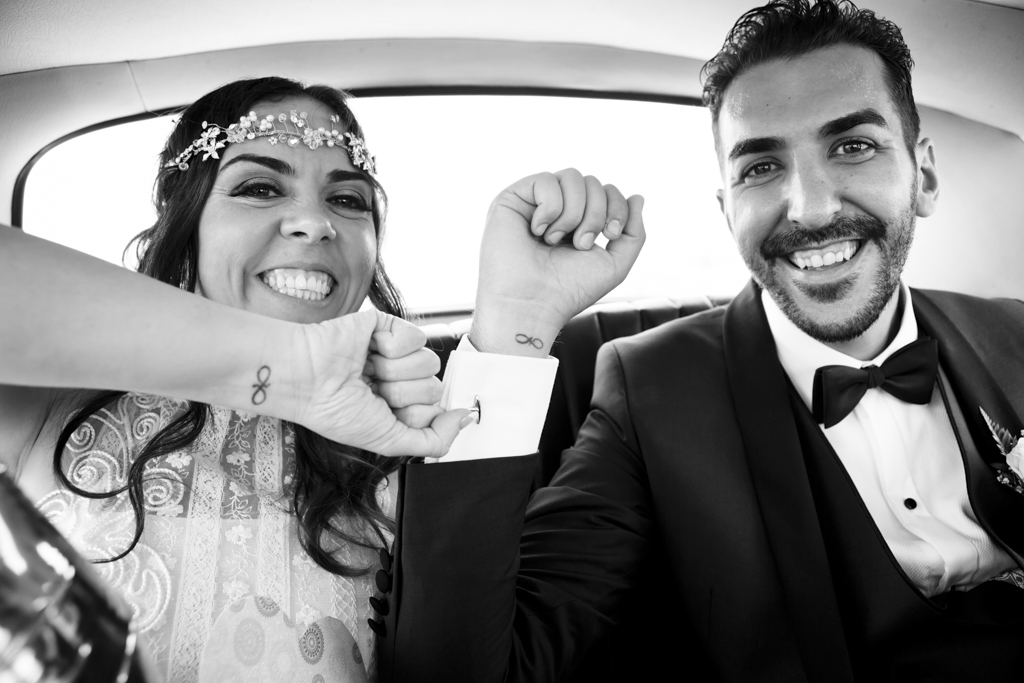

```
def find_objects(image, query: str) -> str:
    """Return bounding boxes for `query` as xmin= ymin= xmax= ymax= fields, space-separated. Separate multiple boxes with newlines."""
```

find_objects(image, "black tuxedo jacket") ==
xmin=376 ymin=284 xmax=1024 ymax=683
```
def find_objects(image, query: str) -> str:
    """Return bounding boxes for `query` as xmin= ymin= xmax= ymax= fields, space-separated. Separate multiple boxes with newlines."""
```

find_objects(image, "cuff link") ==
xmin=468 ymin=395 xmax=482 ymax=424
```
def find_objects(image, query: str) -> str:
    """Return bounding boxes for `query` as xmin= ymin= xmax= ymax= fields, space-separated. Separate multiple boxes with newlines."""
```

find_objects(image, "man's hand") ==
xmin=292 ymin=310 xmax=467 ymax=458
xmin=472 ymin=169 xmax=645 ymax=356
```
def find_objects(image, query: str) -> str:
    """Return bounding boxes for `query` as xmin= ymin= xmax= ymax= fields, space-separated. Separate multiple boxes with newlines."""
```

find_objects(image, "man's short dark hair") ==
xmin=702 ymin=0 xmax=920 ymax=153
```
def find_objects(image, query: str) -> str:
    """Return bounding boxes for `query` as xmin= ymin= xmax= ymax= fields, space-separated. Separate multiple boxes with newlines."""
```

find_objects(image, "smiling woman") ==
xmin=195 ymin=97 xmax=381 ymax=324
xmin=0 ymin=76 xmax=468 ymax=683
xmin=0 ymin=71 xmax=648 ymax=682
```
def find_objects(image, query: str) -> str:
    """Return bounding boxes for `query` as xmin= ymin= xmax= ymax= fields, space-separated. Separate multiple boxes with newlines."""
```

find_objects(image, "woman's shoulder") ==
xmin=20 ymin=391 xmax=191 ymax=500
xmin=6 ymin=388 xmax=149 ymax=499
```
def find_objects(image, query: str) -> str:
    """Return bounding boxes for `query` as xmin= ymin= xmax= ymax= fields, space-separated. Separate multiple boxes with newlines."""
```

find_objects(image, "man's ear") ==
xmin=716 ymin=188 xmax=734 ymax=237
xmin=915 ymin=138 xmax=939 ymax=218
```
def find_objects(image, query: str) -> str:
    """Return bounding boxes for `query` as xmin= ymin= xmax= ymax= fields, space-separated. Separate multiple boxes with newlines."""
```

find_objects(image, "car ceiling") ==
xmin=1 ymin=0 xmax=1022 ymax=227
xmin=3 ymin=0 xmax=1023 ymax=133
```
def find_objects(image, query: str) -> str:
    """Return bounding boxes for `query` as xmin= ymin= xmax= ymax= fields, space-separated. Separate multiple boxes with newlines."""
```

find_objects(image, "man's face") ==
xmin=716 ymin=45 xmax=937 ymax=344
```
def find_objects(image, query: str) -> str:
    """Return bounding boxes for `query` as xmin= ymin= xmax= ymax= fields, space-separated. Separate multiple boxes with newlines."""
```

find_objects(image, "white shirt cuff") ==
xmin=434 ymin=335 xmax=558 ymax=462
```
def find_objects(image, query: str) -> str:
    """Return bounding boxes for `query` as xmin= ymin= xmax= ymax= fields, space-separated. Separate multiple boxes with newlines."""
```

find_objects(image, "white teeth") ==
xmin=789 ymin=240 xmax=861 ymax=270
xmin=260 ymin=268 xmax=334 ymax=300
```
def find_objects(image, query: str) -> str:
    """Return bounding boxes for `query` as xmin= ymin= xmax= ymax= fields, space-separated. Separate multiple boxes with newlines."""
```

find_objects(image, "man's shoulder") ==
xmin=914 ymin=287 xmax=1024 ymax=327
xmin=606 ymin=304 xmax=729 ymax=363
xmin=914 ymin=288 xmax=1024 ymax=372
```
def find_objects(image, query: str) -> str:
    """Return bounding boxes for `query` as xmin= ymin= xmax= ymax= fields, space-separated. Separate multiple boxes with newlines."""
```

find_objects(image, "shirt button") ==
xmin=904 ymin=498 xmax=917 ymax=510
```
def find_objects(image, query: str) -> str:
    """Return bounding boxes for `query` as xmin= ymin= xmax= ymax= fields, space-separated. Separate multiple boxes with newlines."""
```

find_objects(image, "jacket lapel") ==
xmin=913 ymin=290 xmax=1024 ymax=561
xmin=723 ymin=281 xmax=854 ymax=682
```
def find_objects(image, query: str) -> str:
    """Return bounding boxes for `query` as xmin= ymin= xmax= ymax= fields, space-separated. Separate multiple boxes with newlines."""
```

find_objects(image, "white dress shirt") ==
xmin=437 ymin=335 xmax=558 ymax=462
xmin=763 ymin=285 xmax=1017 ymax=596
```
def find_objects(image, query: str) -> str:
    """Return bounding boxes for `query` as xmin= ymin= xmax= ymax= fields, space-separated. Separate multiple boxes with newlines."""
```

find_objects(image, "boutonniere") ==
xmin=981 ymin=407 xmax=1024 ymax=495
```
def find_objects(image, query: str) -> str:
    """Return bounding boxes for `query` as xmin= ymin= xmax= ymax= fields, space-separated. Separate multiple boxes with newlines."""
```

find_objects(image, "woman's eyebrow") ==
xmin=326 ymin=169 xmax=370 ymax=185
xmin=219 ymin=154 xmax=293 ymax=175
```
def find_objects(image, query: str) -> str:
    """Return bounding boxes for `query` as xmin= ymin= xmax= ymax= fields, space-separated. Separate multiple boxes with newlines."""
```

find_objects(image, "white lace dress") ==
xmin=36 ymin=393 xmax=390 ymax=683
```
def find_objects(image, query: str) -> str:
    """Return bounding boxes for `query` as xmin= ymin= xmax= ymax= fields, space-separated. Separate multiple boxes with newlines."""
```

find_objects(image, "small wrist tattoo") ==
xmin=252 ymin=366 xmax=271 ymax=405
xmin=515 ymin=333 xmax=544 ymax=350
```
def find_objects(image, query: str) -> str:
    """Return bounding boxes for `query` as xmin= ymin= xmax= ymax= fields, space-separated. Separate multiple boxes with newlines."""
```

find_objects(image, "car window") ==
xmin=21 ymin=94 xmax=748 ymax=314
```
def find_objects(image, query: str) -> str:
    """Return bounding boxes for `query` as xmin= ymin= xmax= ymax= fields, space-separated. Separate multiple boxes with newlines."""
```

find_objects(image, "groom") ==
xmin=377 ymin=1 xmax=1024 ymax=681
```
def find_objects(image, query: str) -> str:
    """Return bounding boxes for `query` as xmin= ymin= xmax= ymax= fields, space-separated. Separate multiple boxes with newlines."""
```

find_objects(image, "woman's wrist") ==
xmin=221 ymin=317 xmax=310 ymax=425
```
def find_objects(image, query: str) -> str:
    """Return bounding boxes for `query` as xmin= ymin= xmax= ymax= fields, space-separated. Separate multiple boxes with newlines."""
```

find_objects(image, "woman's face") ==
xmin=196 ymin=95 xmax=377 ymax=324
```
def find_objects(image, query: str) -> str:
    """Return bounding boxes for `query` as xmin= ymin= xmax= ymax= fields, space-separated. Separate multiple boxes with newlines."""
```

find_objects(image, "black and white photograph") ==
xmin=2 ymin=1 xmax=1023 ymax=681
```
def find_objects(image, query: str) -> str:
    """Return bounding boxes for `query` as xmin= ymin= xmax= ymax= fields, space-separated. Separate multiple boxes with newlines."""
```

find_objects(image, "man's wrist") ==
xmin=468 ymin=303 xmax=563 ymax=358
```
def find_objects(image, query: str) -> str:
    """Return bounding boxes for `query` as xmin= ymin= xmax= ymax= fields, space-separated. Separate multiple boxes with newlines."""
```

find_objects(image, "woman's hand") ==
xmin=292 ymin=310 xmax=468 ymax=458
xmin=471 ymin=169 xmax=646 ymax=357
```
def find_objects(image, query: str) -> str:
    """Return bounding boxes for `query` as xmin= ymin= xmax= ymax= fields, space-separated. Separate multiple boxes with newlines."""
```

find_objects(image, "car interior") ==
xmin=4 ymin=0 xmax=1022 ymax=487
xmin=2 ymin=0 xmax=1023 ymax=677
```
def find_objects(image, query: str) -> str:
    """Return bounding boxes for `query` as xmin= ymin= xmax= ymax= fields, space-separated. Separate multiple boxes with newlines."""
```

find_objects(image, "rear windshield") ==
xmin=21 ymin=94 xmax=747 ymax=313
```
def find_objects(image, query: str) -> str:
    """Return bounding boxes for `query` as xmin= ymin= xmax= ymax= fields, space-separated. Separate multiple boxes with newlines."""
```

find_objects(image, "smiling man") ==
xmin=712 ymin=33 xmax=933 ymax=362
xmin=378 ymin=2 xmax=1024 ymax=681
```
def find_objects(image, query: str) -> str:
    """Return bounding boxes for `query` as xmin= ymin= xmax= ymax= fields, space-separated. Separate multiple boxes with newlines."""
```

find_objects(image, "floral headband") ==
xmin=166 ymin=110 xmax=376 ymax=175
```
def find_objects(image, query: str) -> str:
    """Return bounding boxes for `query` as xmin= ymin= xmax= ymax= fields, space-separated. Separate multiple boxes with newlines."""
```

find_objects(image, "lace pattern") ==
xmin=37 ymin=394 xmax=386 ymax=683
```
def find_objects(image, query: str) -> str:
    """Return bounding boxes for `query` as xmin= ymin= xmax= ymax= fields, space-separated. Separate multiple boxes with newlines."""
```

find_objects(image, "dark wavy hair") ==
xmin=53 ymin=77 xmax=407 ymax=576
xmin=701 ymin=0 xmax=920 ymax=153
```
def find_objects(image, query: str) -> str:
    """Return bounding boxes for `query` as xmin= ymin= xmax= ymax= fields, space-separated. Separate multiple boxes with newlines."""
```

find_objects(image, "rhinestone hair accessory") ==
xmin=166 ymin=110 xmax=376 ymax=175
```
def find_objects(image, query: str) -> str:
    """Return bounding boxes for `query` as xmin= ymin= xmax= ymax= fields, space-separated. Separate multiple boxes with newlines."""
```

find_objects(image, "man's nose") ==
xmin=785 ymin=161 xmax=841 ymax=229
xmin=279 ymin=199 xmax=337 ymax=243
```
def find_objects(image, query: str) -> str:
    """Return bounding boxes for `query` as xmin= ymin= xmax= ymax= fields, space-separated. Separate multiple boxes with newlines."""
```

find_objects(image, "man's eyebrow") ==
xmin=818 ymin=108 xmax=888 ymax=139
xmin=219 ymin=154 xmax=293 ymax=175
xmin=728 ymin=136 xmax=784 ymax=162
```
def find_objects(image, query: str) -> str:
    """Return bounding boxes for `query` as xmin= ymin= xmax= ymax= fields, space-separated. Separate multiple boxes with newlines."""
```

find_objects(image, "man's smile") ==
xmin=786 ymin=239 xmax=861 ymax=271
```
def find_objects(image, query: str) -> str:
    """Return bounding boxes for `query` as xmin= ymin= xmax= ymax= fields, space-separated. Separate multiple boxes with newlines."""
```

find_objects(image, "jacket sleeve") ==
xmin=376 ymin=342 xmax=655 ymax=682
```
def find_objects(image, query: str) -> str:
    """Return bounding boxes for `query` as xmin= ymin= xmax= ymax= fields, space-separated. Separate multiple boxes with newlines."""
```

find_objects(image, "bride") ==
xmin=0 ymin=76 xmax=644 ymax=682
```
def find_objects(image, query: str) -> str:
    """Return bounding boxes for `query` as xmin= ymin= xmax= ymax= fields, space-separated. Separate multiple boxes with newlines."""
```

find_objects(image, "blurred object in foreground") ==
xmin=0 ymin=466 xmax=155 ymax=683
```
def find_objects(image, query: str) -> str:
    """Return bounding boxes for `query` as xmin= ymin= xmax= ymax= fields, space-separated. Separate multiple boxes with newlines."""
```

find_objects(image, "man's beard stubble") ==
xmin=749 ymin=207 xmax=916 ymax=345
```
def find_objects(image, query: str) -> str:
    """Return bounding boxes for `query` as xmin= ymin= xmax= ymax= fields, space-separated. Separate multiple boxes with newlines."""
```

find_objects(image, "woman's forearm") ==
xmin=0 ymin=226 xmax=305 ymax=422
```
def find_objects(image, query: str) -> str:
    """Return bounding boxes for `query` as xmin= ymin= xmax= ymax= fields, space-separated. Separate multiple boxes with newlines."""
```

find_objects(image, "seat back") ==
xmin=422 ymin=295 xmax=729 ymax=486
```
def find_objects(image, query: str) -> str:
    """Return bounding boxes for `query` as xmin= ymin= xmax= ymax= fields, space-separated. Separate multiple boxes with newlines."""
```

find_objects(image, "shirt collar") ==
xmin=762 ymin=283 xmax=919 ymax=411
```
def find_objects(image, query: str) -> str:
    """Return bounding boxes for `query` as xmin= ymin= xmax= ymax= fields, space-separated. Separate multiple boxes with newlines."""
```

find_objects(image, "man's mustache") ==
xmin=760 ymin=215 xmax=886 ymax=261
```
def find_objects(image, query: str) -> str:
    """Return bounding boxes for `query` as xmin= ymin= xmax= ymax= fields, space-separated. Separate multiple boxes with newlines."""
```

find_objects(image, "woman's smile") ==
xmin=259 ymin=267 xmax=335 ymax=301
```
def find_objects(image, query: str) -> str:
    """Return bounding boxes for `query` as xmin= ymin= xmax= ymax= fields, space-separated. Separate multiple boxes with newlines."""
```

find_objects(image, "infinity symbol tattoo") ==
xmin=515 ymin=334 xmax=544 ymax=349
xmin=251 ymin=366 xmax=271 ymax=405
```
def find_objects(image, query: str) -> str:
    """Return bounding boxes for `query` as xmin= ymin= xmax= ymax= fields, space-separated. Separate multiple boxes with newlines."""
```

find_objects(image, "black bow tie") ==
xmin=811 ymin=337 xmax=939 ymax=429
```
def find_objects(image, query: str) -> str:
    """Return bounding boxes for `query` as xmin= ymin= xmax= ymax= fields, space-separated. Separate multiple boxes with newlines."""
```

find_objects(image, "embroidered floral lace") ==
xmin=37 ymin=393 xmax=389 ymax=683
